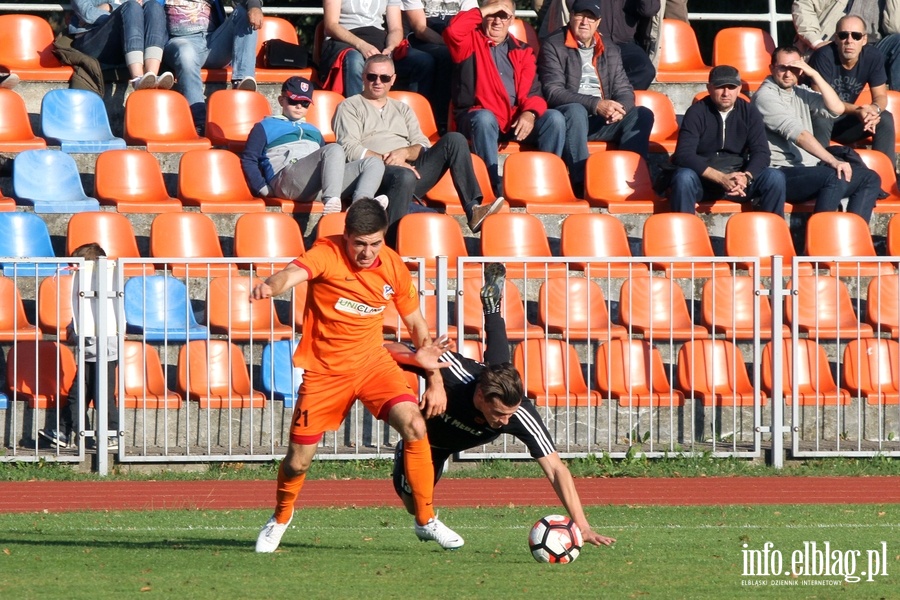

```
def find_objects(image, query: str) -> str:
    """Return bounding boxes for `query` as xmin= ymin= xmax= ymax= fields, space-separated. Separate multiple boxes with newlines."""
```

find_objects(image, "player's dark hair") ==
xmin=477 ymin=363 xmax=523 ymax=408
xmin=770 ymin=45 xmax=802 ymax=65
xmin=70 ymin=242 xmax=106 ymax=260
xmin=345 ymin=198 xmax=389 ymax=236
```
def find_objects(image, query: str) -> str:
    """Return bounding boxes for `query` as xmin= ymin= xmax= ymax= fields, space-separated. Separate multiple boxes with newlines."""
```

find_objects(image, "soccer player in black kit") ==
xmin=386 ymin=264 xmax=616 ymax=548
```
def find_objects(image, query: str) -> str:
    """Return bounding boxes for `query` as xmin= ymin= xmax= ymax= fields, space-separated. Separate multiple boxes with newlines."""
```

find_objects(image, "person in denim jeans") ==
xmin=163 ymin=0 xmax=262 ymax=131
xmin=69 ymin=0 xmax=173 ymax=90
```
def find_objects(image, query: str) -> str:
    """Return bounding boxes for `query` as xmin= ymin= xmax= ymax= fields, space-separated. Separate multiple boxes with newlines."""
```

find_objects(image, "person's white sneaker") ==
xmin=235 ymin=76 xmax=258 ymax=91
xmin=131 ymin=72 xmax=157 ymax=90
xmin=256 ymin=510 xmax=293 ymax=553
xmin=414 ymin=515 xmax=464 ymax=549
xmin=156 ymin=71 xmax=175 ymax=90
xmin=373 ymin=194 xmax=390 ymax=210
xmin=322 ymin=196 xmax=342 ymax=214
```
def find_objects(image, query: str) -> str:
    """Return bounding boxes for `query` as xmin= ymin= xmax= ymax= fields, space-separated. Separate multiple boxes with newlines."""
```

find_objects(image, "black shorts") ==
xmin=391 ymin=440 xmax=452 ymax=499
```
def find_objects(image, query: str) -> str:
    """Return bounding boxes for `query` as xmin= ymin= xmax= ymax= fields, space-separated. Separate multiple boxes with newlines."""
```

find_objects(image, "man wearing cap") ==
xmin=669 ymin=65 xmax=785 ymax=215
xmin=240 ymin=76 xmax=387 ymax=214
xmin=538 ymin=0 xmax=655 ymax=196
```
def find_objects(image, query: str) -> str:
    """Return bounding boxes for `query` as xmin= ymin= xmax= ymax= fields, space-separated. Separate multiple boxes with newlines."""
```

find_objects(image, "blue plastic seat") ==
xmin=260 ymin=339 xmax=302 ymax=407
xmin=13 ymin=150 xmax=101 ymax=213
xmin=0 ymin=212 xmax=61 ymax=276
xmin=124 ymin=275 xmax=208 ymax=342
xmin=40 ymin=89 xmax=126 ymax=153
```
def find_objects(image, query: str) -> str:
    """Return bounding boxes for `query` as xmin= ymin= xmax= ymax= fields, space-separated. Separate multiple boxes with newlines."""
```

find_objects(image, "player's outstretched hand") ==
xmin=582 ymin=528 xmax=616 ymax=547
xmin=413 ymin=335 xmax=455 ymax=370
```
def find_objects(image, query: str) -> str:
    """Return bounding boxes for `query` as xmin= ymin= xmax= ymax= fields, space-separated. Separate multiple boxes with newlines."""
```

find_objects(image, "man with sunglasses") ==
xmin=752 ymin=45 xmax=880 ymax=220
xmin=241 ymin=76 xmax=387 ymax=214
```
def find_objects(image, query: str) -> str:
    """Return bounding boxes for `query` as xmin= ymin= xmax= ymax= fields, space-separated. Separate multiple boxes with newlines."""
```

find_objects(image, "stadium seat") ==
xmin=459 ymin=339 xmax=484 ymax=361
xmin=656 ymin=19 xmax=712 ymax=82
xmin=0 ymin=211 xmax=60 ymax=276
xmin=462 ymin=276 xmax=543 ymax=341
xmin=0 ymin=89 xmax=46 ymax=151
xmin=254 ymin=17 xmax=316 ymax=83
xmin=13 ymin=149 xmax=101 ymax=213
xmin=119 ymin=341 xmax=183 ymax=409
xmin=642 ymin=212 xmax=731 ymax=278
xmin=0 ymin=276 xmax=40 ymax=341
xmin=501 ymin=152 xmax=591 ymax=213
xmin=7 ymin=341 xmax=77 ymax=408
xmin=305 ymin=89 xmax=343 ymax=143
xmin=724 ymin=211 xmax=813 ymax=277
xmin=40 ymin=89 xmax=126 ymax=152
xmin=584 ymin=151 xmax=666 ymax=213
xmin=619 ymin=276 xmax=709 ymax=340
xmin=889 ymin=214 xmax=900 ymax=256
xmin=37 ymin=274 xmax=74 ymax=341
xmin=177 ymin=149 xmax=266 ymax=213
xmin=123 ymin=275 xmax=209 ymax=342
xmin=206 ymin=276 xmax=295 ymax=341
xmin=94 ymin=149 xmax=182 ymax=213
xmin=866 ymin=274 xmax=900 ymax=338
xmin=480 ymin=213 xmax=568 ymax=278
xmin=513 ymin=339 xmax=601 ymax=407
xmin=536 ymin=277 xmax=627 ymax=341
xmin=205 ymin=89 xmax=272 ymax=152
xmin=677 ymin=339 xmax=765 ymax=407
xmin=424 ymin=153 xmax=497 ymax=214
xmin=395 ymin=212 xmax=479 ymax=279
xmin=315 ymin=212 xmax=346 ymax=239
xmin=234 ymin=212 xmax=305 ymax=277
xmin=559 ymin=213 xmax=649 ymax=278
xmin=388 ymin=91 xmax=439 ymax=142
xmin=0 ymin=14 xmax=73 ymax=80
xmin=712 ymin=27 xmax=776 ymax=92
xmin=762 ymin=338 xmax=851 ymax=405
xmin=785 ymin=275 xmax=874 ymax=339
xmin=260 ymin=338 xmax=303 ymax=407
xmin=177 ymin=340 xmax=266 ymax=409
xmin=856 ymin=148 xmax=900 ymax=212
xmin=66 ymin=211 xmax=154 ymax=277
xmin=509 ymin=18 xmax=540 ymax=52
xmin=700 ymin=275 xmax=789 ymax=339
xmin=595 ymin=339 xmax=685 ymax=407
xmin=634 ymin=90 xmax=679 ymax=154
xmin=124 ymin=89 xmax=212 ymax=152
xmin=805 ymin=211 xmax=893 ymax=277
xmin=842 ymin=338 xmax=900 ymax=405
xmin=150 ymin=212 xmax=237 ymax=277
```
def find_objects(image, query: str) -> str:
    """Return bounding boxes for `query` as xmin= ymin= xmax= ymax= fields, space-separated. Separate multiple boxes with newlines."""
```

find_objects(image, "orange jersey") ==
xmin=292 ymin=236 xmax=419 ymax=374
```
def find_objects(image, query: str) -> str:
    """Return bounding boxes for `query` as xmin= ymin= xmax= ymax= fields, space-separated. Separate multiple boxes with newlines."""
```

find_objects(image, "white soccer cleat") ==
xmin=255 ymin=510 xmax=293 ymax=553
xmin=414 ymin=515 xmax=464 ymax=550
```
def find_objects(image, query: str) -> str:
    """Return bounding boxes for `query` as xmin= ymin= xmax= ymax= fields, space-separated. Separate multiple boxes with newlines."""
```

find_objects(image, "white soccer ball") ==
xmin=528 ymin=514 xmax=583 ymax=563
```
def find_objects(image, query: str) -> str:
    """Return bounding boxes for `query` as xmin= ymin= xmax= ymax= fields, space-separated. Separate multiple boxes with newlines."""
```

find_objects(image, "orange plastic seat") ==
xmin=177 ymin=149 xmax=266 ymax=213
xmin=37 ymin=274 xmax=74 ymax=341
xmin=124 ymin=89 xmax=212 ymax=152
xmin=7 ymin=341 xmax=77 ymax=408
xmin=501 ymin=151 xmax=591 ymax=214
xmin=206 ymin=276 xmax=295 ymax=341
xmin=889 ymin=214 xmax=900 ymax=256
xmin=119 ymin=341 xmax=183 ymax=409
xmin=388 ymin=90 xmax=439 ymax=142
xmin=253 ymin=17 xmax=316 ymax=83
xmin=805 ymin=211 xmax=893 ymax=277
xmin=0 ymin=89 xmax=46 ymax=151
xmin=634 ymin=90 xmax=679 ymax=153
xmin=619 ymin=276 xmax=709 ymax=340
xmin=866 ymin=274 xmax=900 ymax=337
xmin=560 ymin=213 xmax=649 ymax=278
xmin=0 ymin=15 xmax=73 ymax=80
xmin=0 ymin=276 xmax=39 ymax=341
xmin=480 ymin=213 xmax=568 ymax=278
xmin=509 ymin=18 xmax=540 ymax=52
xmin=513 ymin=339 xmax=601 ymax=407
xmin=762 ymin=339 xmax=851 ymax=405
xmin=856 ymin=148 xmax=900 ymax=212
xmin=395 ymin=212 xmax=478 ymax=279
xmin=882 ymin=90 xmax=900 ymax=153
xmin=642 ymin=213 xmax=730 ymax=278
xmin=205 ymin=89 xmax=272 ymax=152
xmin=177 ymin=340 xmax=266 ymax=409
xmin=66 ymin=211 xmax=154 ymax=277
xmin=536 ymin=277 xmax=627 ymax=341
xmin=656 ymin=19 xmax=712 ymax=82
xmin=595 ymin=339 xmax=685 ymax=407
xmin=315 ymin=212 xmax=346 ymax=239
xmin=842 ymin=338 xmax=900 ymax=405
xmin=424 ymin=153 xmax=497 ymax=215
xmin=677 ymin=339 xmax=765 ymax=407
xmin=701 ymin=275 xmax=788 ymax=340
xmin=712 ymin=27 xmax=776 ymax=92
xmin=460 ymin=339 xmax=483 ymax=361
xmin=94 ymin=149 xmax=182 ymax=213
xmin=234 ymin=212 xmax=305 ymax=277
xmin=724 ymin=211 xmax=812 ymax=277
xmin=786 ymin=275 xmax=874 ymax=339
xmin=462 ymin=276 xmax=543 ymax=341
xmin=305 ymin=89 xmax=343 ymax=143
xmin=584 ymin=151 xmax=666 ymax=213
xmin=150 ymin=212 xmax=237 ymax=278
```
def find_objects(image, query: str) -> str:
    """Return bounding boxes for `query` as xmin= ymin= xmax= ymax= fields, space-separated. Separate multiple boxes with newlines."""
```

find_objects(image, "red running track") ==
xmin=0 ymin=477 xmax=898 ymax=513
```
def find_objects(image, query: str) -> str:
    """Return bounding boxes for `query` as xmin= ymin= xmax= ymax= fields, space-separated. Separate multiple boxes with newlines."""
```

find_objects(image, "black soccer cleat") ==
xmin=480 ymin=263 xmax=506 ymax=314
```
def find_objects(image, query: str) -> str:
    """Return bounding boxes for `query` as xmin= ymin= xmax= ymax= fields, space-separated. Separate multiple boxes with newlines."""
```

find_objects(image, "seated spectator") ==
xmin=444 ymin=0 xmax=566 ymax=195
xmin=538 ymin=0 xmax=654 ymax=195
xmin=163 ymin=0 xmax=262 ymax=131
xmin=669 ymin=65 xmax=785 ymax=215
xmin=69 ymin=0 xmax=173 ymax=90
xmin=808 ymin=15 xmax=896 ymax=170
xmin=752 ymin=46 xmax=881 ymax=221
xmin=333 ymin=55 xmax=505 ymax=239
xmin=320 ymin=0 xmax=434 ymax=98
xmin=240 ymin=76 xmax=387 ymax=215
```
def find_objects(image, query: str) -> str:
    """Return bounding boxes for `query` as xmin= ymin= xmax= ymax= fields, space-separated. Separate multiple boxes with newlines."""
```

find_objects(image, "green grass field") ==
xmin=1 ymin=504 xmax=896 ymax=600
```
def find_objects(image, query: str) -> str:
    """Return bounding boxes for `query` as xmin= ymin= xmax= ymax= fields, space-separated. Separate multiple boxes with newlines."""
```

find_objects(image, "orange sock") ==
xmin=403 ymin=438 xmax=436 ymax=526
xmin=274 ymin=461 xmax=306 ymax=523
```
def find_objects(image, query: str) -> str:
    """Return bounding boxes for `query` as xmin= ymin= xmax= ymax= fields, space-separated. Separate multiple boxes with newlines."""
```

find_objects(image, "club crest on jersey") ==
xmin=335 ymin=297 xmax=385 ymax=316
xmin=383 ymin=284 xmax=395 ymax=300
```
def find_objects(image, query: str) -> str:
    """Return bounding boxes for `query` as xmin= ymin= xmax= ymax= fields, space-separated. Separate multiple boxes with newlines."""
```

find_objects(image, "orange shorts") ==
xmin=290 ymin=352 xmax=417 ymax=444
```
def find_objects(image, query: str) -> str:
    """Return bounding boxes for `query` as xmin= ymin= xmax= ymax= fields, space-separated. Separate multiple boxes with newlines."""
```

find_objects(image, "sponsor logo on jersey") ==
xmin=334 ymin=297 xmax=385 ymax=316
xmin=383 ymin=284 xmax=395 ymax=300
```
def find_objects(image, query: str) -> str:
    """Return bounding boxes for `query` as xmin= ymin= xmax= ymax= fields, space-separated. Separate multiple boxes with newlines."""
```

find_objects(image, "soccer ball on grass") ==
xmin=528 ymin=514 xmax=583 ymax=563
